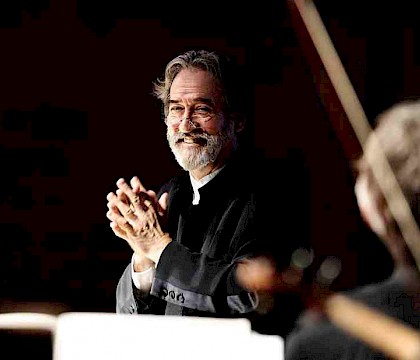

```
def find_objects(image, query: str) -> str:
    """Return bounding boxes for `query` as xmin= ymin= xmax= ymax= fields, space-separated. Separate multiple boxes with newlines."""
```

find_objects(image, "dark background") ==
xmin=1 ymin=0 xmax=418 ymax=332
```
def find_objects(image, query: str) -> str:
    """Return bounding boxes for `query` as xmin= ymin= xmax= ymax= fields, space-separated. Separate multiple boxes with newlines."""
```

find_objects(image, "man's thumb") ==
xmin=158 ymin=192 xmax=168 ymax=215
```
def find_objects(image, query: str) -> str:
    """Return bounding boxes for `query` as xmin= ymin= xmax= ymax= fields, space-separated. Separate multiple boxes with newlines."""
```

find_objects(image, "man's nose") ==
xmin=178 ymin=116 xmax=198 ymax=133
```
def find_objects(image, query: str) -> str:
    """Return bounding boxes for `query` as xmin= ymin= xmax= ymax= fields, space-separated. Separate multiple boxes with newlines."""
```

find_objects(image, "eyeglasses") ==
xmin=166 ymin=106 xmax=216 ymax=125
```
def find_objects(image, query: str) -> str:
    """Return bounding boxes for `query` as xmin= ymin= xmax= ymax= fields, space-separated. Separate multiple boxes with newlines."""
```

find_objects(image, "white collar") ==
xmin=189 ymin=166 xmax=225 ymax=205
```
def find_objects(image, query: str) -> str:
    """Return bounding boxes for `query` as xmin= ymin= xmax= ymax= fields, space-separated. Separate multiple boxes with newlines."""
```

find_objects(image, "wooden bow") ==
xmin=287 ymin=1 xmax=420 ymax=359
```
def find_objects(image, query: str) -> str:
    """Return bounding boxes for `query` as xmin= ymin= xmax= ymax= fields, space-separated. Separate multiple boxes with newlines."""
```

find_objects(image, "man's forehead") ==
xmin=171 ymin=69 xmax=217 ymax=90
xmin=169 ymin=69 xmax=222 ymax=106
xmin=169 ymin=97 xmax=215 ymax=105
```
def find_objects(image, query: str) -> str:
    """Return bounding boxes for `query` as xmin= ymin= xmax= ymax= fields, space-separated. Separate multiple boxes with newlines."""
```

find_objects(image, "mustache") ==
xmin=170 ymin=132 xmax=213 ymax=142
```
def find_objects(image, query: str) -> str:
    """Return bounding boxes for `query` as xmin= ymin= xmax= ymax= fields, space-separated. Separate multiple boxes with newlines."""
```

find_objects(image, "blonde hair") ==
xmin=357 ymin=99 xmax=420 ymax=225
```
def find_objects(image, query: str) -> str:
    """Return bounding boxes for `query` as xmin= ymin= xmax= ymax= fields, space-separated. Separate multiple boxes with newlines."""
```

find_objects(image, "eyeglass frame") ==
xmin=165 ymin=100 xmax=222 ymax=126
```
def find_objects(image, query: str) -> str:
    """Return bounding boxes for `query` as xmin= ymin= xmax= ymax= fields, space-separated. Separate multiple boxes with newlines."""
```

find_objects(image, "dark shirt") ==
xmin=285 ymin=268 xmax=420 ymax=360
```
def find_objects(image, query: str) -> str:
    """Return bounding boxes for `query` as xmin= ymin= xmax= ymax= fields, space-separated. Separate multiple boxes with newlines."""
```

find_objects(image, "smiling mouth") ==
xmin=177 ymin=137 xmax=207 ymax=146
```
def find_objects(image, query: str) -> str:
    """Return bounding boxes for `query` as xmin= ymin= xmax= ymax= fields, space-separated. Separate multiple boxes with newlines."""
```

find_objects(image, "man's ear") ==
xmin=355 ymin=175 xmax=387 ymax=238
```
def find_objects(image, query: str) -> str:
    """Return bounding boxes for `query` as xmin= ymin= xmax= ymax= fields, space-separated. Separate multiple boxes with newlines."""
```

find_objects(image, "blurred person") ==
xmin=239 ymin=99 xmax=420 ymax=358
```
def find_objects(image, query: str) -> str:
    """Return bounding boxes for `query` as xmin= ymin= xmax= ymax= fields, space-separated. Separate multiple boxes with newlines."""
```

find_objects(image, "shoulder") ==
xmin=285 ymin=312 xmax=354 ymax=360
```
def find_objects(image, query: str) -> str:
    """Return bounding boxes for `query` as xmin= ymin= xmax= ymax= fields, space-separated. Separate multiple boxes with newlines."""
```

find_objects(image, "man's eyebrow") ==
xmin=169 ymin=97 xmax=215 ymax=106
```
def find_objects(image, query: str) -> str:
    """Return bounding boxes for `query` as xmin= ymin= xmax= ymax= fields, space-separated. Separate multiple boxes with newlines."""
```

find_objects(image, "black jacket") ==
xmin=116 ymin=149 xmax=304 ymax=320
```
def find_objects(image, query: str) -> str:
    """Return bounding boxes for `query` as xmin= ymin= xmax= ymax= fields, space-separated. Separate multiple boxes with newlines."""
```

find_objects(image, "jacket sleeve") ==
xmin=151 ymin=241 xmax=258 ymax=314
xmin=116 ymin=264 xmax=166 ymax=314
xmin=115 ymin=264 xmax=144 ymax=313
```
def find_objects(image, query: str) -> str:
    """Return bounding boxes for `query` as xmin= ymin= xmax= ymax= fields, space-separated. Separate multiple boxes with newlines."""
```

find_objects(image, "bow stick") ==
xmin=289 ymin=0 xmax=420 ymax=270
xmin=285 ymin=1 xmax=420 ymax=359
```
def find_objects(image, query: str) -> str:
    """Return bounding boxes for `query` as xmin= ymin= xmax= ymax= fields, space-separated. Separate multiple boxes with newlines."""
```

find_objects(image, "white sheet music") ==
xmin=0 ymin=312 xmax=284 ymax=360
xmin=53 ymin=312 xmax=283 ymax=360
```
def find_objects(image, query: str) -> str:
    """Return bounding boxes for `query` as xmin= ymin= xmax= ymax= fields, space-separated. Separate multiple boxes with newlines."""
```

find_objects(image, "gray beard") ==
xmin=167 ymin=126 xmax=236 ymax=172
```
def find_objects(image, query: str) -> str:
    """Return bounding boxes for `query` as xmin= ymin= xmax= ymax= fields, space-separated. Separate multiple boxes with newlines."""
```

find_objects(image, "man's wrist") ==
xmin=147 ymin=234 xmax=172 ymax=264
xmin=133 ymin=253 xmax=155 ymax=272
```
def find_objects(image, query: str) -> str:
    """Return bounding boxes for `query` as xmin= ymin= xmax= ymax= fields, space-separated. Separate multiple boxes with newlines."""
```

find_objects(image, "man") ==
xmin=245 ymin=99 xmax=420 ymax=359
xmin=106 ymin=49 xmax=303 ymax=322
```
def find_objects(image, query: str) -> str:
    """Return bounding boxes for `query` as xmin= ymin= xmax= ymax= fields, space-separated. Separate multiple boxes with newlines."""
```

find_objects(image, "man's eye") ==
xmin=195 ymin=107 xmax=211 ymax=114
xmin=169 ymin=106 xmax=183 ymax=113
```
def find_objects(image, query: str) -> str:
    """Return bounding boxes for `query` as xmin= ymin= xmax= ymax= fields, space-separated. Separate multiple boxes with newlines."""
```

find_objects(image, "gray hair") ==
xmin=152 ymin=49 xmax=248 ymax=123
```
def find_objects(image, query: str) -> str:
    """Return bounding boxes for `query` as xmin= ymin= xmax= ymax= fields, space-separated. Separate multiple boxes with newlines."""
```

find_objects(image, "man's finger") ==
xmin=110 ymin=222 xmax=128 ymax=239
xmin=131 ymin=191 xmax=153 ymax=212
xmin=116 ymin=189 xmax=130 ymax=204
xmin=159 ymin=192 xmax=168 ymax=212
xmin=116 ymin=178 xmax=139 ymax=205
xmin=130 ymin=176 xmax=147 ymax=194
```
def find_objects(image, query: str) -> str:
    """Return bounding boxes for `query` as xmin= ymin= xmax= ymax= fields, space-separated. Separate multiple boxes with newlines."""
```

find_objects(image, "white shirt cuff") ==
xmin=130 ymin=254 xmax=155 ymax=292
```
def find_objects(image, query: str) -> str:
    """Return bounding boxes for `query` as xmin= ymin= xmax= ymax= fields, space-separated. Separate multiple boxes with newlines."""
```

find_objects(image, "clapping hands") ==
xmin=106 ymin=176 xmax=171 ymax=264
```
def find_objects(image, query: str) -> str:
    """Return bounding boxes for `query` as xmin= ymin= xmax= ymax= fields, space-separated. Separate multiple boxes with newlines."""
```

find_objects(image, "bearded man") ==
xmin=106 ymin=49 xmax=303 ymax=325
